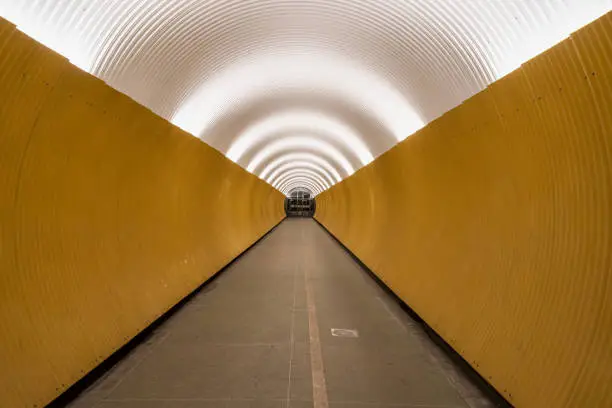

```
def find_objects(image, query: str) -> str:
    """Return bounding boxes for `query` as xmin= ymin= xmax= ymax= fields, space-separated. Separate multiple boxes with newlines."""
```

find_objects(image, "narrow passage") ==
xmin=69 ymin=218 xmax=496 ymax=408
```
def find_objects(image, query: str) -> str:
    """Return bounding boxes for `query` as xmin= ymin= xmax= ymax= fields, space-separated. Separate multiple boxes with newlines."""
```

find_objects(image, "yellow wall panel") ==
xmin=0 ymin=18 xmax=284 ymax=408
xmin=316 ymin=13 xmax=612 ymax=408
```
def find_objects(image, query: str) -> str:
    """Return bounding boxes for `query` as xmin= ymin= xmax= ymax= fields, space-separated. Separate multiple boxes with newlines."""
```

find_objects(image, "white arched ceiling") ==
xmin=281 ymin=178 xmax=322 ymax=194
xmin=226 ymin=110 xmax=374 ymax=166
xmin=273 ymin=169 xmax=331 ymax=192
xmin=2 ymin=0 xmax=609 ymax=194
xmin=246 ymin=136 xmax=355 ymax=176
xmin=280 ymin=179 xmax=323 ymax=196
xmin=261 ymin=153 xmax=343 ymax=184
xmin=279 ymin=180 xmax=325 ymax=198
xmin=267 ymin=161 xmax=337 ymax=188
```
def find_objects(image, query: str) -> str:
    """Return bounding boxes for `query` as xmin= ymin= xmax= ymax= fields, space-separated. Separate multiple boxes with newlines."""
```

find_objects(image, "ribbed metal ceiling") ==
xmin=1 ymin=0 xmax=609 ymax=195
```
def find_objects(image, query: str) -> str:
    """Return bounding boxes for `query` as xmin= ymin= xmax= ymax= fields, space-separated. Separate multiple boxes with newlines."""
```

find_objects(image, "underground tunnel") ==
xmin=0 ymin=1 xmax=611 ymax=407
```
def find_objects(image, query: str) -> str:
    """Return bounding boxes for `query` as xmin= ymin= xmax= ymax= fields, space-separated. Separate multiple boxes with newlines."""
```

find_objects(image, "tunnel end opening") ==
xmin=285 ymin=187 xmax=316 ymax=217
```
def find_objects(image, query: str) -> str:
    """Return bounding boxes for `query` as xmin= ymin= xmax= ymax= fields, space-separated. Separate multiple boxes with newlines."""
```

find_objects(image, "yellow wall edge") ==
xmin=315 ymin=13 xmax=612 ymax=408
xmin=0 ymin=18 xmax=285 ymax=408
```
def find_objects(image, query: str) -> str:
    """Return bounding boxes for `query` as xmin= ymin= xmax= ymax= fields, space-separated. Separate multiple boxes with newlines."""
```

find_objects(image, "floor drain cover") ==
xmin=331 ymin=328 xmax=359 ymax=338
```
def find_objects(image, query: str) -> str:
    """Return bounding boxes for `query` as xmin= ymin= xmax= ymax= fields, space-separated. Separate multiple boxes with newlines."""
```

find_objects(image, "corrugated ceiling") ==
xmin=1 ymin=0 xmax=609 ymax=195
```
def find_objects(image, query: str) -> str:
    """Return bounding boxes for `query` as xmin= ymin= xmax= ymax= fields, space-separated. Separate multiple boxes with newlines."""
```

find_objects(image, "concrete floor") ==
xmin=68 ymin=218 xmax=497 ymax=408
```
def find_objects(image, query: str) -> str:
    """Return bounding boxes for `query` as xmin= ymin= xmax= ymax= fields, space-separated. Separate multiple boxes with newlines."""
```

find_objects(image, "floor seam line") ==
xmin=96 ymin=330 xmax=171 ymax=405
xmin=285 ymin=255 xmax=299 ymax=408
xmin=304 ymin=246 xmax=330 ymax=408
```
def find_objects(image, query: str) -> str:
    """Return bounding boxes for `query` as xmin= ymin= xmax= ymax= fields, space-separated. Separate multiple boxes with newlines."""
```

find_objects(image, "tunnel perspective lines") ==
xmin=277 ymin=178 xmax=328 ymax=196
xmin=272 ymin=170 xmax=331 ymax=191
xmin=0 ymin=15 xmax=287 ymax=406
xmin=2 ymin=8 xmax=612 ymax=407
xmin=260 ymin=153 xmax=343 ymax=184
xmin=226 ymin=110 xmax=374 ymax=166
xmin=267 ymin=161 xmax=337 ymax=188
xmin=276 ymin=172 xmax=329 ymax=193
xmin=1 ymin=0 xmax=609 ymax=194
xmin=246 ymin=136 xmax=355 ymax=177
xmin=174 ymin=52 xmax=423 ymax=143
xmin=281 ymin=179 xmax=323 ymax=196
xmin=314 ymin=13 xmax=612 ymax=406
xmin=279 ymin=175 xmax=323 ymax=191
xmin=273 ymin=169 xmax=331 ymax=192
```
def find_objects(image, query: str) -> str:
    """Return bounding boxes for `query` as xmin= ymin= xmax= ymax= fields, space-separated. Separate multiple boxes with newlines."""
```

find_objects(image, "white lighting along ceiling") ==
xmin=2 ymin=0 xmax=609 ymax=196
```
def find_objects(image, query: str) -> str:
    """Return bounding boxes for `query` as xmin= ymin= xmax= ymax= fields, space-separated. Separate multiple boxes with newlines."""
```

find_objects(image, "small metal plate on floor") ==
xmin=331 ymin=328 xmax=359 ymax=338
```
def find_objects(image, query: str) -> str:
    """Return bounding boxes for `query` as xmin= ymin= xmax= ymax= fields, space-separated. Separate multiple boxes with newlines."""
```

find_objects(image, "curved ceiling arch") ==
xmin=275 ymin=172 xmax=330 ymax=194
xmin=281 ymin=180 xmax=322 ymax=197
xmin=2 ymin=0 xmax=609 ymax=189
xmin=240 ymin=129 xmax=360 ymax=177
xmin=268 ymin=162 xmax=336 ymax=188
xmin=260 ymin=153 xmax=342 ymax=183
xmin=246 ymin=136 xmax=354 ymax=176
xmin=259 ymin=149 xmax=348 ymax=180
xmin=273 ymin=169 xmax=331 ymax=192
xmin=264 ymin=161 xmax=336 ymax=186
xmin=254 ymin=144 xmax=352 ymax=181
xmin=4 ymin=1 xmax=606 ymax=114
xmin=226 ymin=109 xmax=374 ymax=166
xmin=197 ymin=92 xmax=397 ymax=157
xmin=174 ymin=51 xmax=424 ymax=143
xmin=281 ymin=179 xmax=322 ymax=196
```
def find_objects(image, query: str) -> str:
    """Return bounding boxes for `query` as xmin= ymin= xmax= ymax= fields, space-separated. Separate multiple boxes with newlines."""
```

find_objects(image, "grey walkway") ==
xmin=69 ymin=218 xmax=496 ymax=408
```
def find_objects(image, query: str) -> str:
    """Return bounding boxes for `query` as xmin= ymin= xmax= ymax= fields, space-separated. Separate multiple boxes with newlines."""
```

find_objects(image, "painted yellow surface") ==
xmin=0 ymin=18 xmax=284 ymax=408
xmin=316 ymin=13 xmax=612 ymax=408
